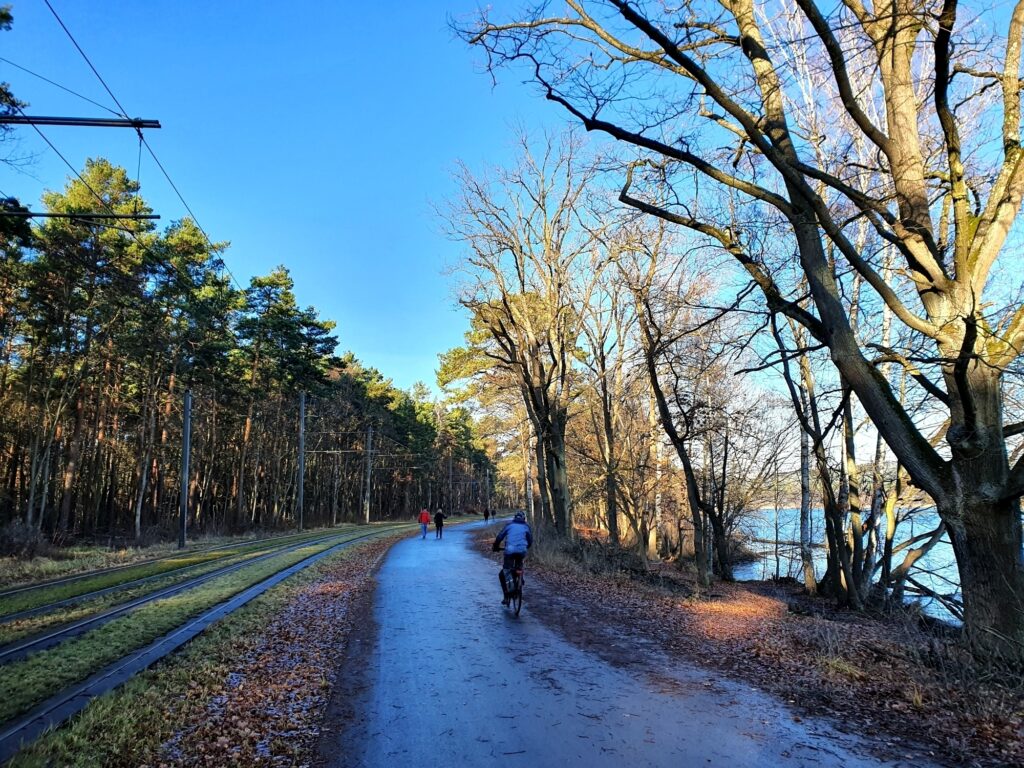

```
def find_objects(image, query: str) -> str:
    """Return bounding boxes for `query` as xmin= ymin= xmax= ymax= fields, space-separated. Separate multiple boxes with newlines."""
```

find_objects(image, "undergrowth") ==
xmin=527 ymin=533 xmax=696 ymax=597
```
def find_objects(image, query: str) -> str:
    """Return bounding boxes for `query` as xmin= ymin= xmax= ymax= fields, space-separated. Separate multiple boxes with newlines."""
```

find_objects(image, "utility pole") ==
xmin=297 ymin=391 xmax=305 ymax=531
xmin=486 ymin=467 xmax=492 ymax=513
xmin=362 ymin=425 xmax=373 ymax=524
xmin=178 ymin=390 xmax=191 ymax=549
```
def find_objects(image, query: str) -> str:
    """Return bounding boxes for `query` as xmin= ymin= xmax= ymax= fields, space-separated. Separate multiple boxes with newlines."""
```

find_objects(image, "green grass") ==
xmin=0 ymin=529 xmax=300 ymax=589
xmin=5 ymin=535 xmax=398 ymax=768
xmin=0 ymin=528 xmax=396 ymax=724
xmin=0 ymin=545 xmax=280 ymax=646
xmin=0 ymin=525 xmax=359 ymax=593
xmin=0 ymin=527 xmax=351 ymax=617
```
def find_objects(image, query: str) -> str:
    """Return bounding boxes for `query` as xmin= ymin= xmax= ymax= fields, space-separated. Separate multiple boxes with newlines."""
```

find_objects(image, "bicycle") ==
xmin=498 ymin=550 xmax=525 ymax=616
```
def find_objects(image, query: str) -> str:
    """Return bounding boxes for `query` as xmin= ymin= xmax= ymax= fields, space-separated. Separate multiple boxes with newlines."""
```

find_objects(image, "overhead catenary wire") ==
xmin=28 ymin=3 xmax=247 ymax=296
xmin=138 ymin=135 xmax=245 ymax=292
xmin=42 ymin=0 xmax=133 ymax=120
xmin=11 ymin=104 xmax=213 ymax=306
xmin=0 ymin=56 xmax=121 ymax=116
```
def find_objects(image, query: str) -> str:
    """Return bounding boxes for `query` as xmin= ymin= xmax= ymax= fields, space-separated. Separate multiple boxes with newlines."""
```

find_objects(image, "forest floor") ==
xmin=519 ymin=535 xmax=1024 ymax=768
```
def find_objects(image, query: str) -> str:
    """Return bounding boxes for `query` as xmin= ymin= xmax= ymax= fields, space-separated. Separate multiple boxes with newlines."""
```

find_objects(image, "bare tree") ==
xmin=446 ymin=132 xmax=605 ymax=537
xmin=464 ymin=0 xmax=1024 ymax=659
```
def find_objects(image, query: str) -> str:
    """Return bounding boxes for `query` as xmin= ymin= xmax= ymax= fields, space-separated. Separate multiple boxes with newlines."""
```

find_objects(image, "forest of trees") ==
xmin=0 ymin=159 xmax=494 ymax=544
xmin=4 ymin=0 xmax=1024 ymax=666
xmin=445 ymin=0 xmax=1024 ymax=662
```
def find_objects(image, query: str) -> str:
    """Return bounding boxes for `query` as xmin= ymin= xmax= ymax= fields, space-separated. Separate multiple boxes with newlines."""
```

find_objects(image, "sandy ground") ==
xmin=316 ymin=521 xmax=929 ymax=768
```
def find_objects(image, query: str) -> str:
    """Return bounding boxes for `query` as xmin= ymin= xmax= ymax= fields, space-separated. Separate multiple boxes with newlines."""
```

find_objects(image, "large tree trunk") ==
xmin=945 ymin=496 xmax=1024 ymax=659
xmin=940 ymin=359 xmax=1024 ymax=657
xmin=532 ymin=429 xmax=551 ymax=529
xmin=798 ymin=397 xmax=816 ymax=593
xmin=544 ymin=415 xmax=572 ymax=537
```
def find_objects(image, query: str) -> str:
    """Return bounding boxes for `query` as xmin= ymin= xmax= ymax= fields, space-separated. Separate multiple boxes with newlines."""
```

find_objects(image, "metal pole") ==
xmin=363 ymin=425 xmax=373 ymax=524
xmin=486 ymin=467 xmax=492 ymax=514
xmin=0 ymin=115 xmax=161 ymax=128
xmin=178 ymin=389 xmax=191 ymax=549
xmin=0 ymin=211 xmax=161 ymax=220
xmin=297 ymin=391 xmax=305 ymax=531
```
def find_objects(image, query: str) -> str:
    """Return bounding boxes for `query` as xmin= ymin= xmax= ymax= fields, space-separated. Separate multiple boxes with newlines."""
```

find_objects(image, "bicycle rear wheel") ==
xmin=511 ymin=575 xmax=523 ymax=616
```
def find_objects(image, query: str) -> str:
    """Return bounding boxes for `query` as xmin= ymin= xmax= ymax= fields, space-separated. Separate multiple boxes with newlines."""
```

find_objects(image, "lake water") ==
xmin=732 ymin=507 xmax=961 ymax=622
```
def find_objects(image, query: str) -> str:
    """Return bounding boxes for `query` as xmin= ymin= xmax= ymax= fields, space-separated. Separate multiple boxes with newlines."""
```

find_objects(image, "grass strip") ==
xmin=4 ymin=533 xmax=400 ymax=768
xmin=0 ymin=544 xmax=285 ymax=647
xmin=0 ymin=528 xmax=320 ymax=590
xmin=0 ymin=530 xmax=385 ymax=724
xmin=0 ymin=527 xmax=349 ymax=617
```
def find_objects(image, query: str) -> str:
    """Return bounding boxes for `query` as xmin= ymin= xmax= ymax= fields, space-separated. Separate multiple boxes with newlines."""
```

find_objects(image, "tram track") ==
xmin=0 ymin=523 xmax=411 ymax=764
xmin=0 ymin=528 xmax=340 ymax=627
xmin=0 ymin=527 xmax=336 ymax=610
xmin=0 ymin=528 xmax=376 ymax=665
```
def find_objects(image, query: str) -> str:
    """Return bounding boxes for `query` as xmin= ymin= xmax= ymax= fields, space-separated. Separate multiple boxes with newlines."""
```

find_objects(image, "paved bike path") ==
xmin=317 ymin=521 xmax=922 ymax=768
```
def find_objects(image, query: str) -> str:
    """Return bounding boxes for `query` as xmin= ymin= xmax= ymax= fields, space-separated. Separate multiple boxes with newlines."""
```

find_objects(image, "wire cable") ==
xmin=14 ymin=104 xmax=210 ymax=303
xmin=41 ymin=1 xmax=244 ymax=294
xmin=36 ymin=4 xmax=246 ymax=296
xmin=0 ymin=56 xmax=121 ymax=116
xmin=42 ymin=0 xmax=132 ymax=120
xmin=139 ymin=136 xmax=244 ymax=291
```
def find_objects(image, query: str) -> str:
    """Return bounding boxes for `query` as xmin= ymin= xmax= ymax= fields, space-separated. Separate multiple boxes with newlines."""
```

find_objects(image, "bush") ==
xmin=0 ymin=521 xmax=50 ymax=559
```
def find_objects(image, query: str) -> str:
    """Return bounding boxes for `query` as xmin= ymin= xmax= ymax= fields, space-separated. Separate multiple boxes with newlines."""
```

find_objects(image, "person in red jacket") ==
xmin=418 ymin=508 xmax=430 ymax=539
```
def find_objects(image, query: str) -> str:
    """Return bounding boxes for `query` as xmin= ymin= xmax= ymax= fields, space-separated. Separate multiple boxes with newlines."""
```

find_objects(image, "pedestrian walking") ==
xmin=418 ymin=508 xmax=430 ymax=539
xmin=434 ymin=509 xmax=446 ymax=539
xmin=483 ymin=508 xmax=490 ymax=524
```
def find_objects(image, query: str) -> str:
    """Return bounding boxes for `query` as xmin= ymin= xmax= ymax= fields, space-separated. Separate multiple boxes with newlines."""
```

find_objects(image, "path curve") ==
xmin=317 ymin=521 xmax=923 ymax=768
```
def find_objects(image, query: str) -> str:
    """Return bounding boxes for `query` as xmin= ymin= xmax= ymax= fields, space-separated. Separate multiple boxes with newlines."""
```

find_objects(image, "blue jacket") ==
xmin=495 ymin=520 xmax=533 ymax=555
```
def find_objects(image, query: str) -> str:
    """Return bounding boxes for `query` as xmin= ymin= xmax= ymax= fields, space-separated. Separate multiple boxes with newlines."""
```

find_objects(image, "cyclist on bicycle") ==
xmin=492 ymin=511 xmax=533 ymax=605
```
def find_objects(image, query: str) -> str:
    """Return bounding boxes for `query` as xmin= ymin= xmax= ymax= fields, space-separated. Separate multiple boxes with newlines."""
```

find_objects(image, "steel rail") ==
xmin=0 ymin=527 xmax=404 ymax=666
xmin=0 ymin=525 xmax=409 ymax=764
xmin=0 ymin=527 xmax=345 ymax=601
xmin=0 ymin=528 xmax=347 ymax=624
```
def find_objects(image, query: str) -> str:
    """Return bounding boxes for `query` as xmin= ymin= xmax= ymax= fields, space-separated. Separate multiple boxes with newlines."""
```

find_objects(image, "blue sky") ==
xmin=1 ymin=1 xmax=560 ymax=390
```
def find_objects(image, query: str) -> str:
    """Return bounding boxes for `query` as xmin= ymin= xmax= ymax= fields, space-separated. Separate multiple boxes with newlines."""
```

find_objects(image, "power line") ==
xmin=139 ymin=136 xmax=244 ymax=292
xmin=0 ymin=56 xmax=120 ymax=116
xmin=16 ymin=104 xmax=122 ymax=217
xmin=43 ymin=0 xmax=133 ymax=121
xmin=39 ymin=2 xmax=246 ymax=295
xmin=12 ymin=104 xmax=210 ymax=301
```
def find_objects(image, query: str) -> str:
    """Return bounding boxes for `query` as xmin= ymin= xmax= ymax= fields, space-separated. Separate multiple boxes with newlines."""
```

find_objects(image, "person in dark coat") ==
xmin=434 ymin=509 xmax=447 ymax=539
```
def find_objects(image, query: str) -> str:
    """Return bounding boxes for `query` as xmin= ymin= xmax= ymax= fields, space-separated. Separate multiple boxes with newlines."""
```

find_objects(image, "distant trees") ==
xmin=442 ymin=134 xmax=781 ymax=568
xmin=0 ymin=159 xmax=493 ymax=544
xmin=463 ymin=0 xmax=1024 ymax=659
xmin=444 ymin=133 xmax=604 ymax=537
